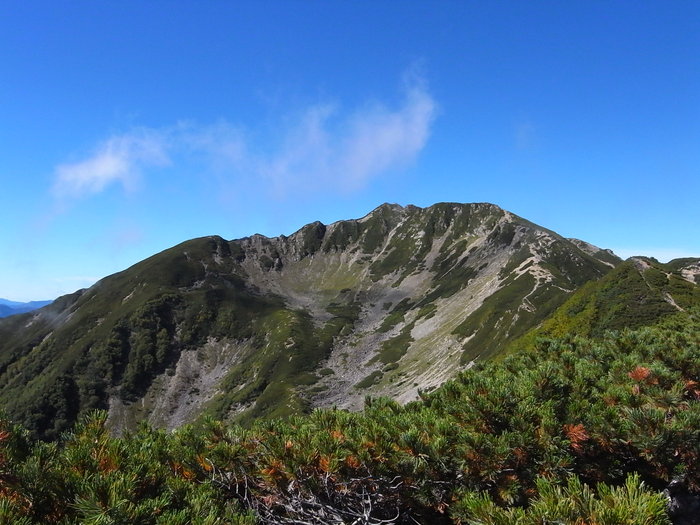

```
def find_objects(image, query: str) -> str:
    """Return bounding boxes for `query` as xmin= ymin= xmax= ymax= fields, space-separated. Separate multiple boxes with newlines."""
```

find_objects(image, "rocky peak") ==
xmin=0 ymin=201 xmax=622 ymax=438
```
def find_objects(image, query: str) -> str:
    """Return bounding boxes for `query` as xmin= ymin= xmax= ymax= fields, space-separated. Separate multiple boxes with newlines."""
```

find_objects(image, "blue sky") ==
xmin=1 ymin=1 xmax=698 ymax=301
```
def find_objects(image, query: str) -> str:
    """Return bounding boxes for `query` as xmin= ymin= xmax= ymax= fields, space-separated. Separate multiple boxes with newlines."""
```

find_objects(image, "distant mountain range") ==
xmin=0 ymin=298 xmax=52 ymax=318
xmin=0 ymin=202 xmax=697 ymax=440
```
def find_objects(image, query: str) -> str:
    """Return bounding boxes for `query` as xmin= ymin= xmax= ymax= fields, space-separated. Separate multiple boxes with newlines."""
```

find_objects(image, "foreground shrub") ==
xmin=0 ymin=309 xmax=697 ymax=523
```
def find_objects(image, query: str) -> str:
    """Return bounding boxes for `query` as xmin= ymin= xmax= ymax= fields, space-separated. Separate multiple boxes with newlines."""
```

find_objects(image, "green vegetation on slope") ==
xmin=207 ymin=300 xmax=362 ymax=424
xmin=511 ymin=257 xmax=700 ymax=353
xmin=0 ymin=309 xmax=697 ymax=523
xmin=0 ymin=233 xmax=362 ymax=439
xmin=0 ymin=202 xmax=626 ymax=439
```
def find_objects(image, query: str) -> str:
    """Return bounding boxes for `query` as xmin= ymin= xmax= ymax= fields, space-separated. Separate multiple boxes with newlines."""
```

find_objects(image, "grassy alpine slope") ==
xmin=0 ymin=202 xmax=619 ymax=439
xmin=0 ymin=308 xmax=697 ymax=523
xmin=509 ymin=256 xmax=700 ymax=354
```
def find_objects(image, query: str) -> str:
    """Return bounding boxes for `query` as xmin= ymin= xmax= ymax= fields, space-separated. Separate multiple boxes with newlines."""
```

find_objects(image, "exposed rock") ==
xmin=0 ymin=202 xmax=626 ymax=435
xmin=665 ymin=477 xmax=700 ymax=525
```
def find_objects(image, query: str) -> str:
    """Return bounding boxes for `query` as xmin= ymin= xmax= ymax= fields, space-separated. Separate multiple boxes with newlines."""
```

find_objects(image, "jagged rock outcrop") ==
xmin=0 ymin=202 xmax=624 ymax=437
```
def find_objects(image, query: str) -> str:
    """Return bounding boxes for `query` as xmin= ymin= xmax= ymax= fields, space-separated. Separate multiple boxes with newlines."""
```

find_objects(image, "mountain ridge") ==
xmin=2 ymin=201 xmax=694 ymax=439
xmin=0 ymin=298 xmax=52 ymax=318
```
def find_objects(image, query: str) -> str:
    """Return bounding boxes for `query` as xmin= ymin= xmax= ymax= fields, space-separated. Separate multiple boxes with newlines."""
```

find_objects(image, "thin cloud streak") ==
xmin=259 ymin=77 xmax=437 ymax=196
xmin=50 ymin=72 xmax=437 ymax=203
xmin=341 ymin=81 xmax=436 ymax=189
xmin=53 ymin=129 xmax=170 ymax=198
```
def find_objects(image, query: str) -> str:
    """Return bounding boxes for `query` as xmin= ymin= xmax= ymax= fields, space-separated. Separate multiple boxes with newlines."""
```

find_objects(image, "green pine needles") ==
xmin=0 ymin=309 xmax=698 ymax=523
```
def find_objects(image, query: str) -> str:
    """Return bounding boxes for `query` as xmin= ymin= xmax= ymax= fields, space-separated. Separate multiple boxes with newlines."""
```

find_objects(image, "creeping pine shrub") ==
xmin=0 ymin=309 xmax=697 ymax=523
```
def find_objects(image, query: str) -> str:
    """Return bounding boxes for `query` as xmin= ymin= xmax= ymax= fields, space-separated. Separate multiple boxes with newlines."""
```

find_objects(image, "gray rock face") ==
xmin=665 ymin=477 xmax=700 ymax=525
xmin=0 ymin=202 xmax=620 ymax=435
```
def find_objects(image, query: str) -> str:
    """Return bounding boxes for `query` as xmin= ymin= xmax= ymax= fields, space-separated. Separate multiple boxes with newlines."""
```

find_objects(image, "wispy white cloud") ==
xmin=178 ymin=120 xmax=247 ymax=168
xmin=51 ymin=70 xmax=437 ymax=202
xmin=53 ymin=128 xmax=170 ymax=198
xmin=341 ymin=78 xmax=436 ymax=188
xmin=258 ymin=74 xmax=437 ymax=195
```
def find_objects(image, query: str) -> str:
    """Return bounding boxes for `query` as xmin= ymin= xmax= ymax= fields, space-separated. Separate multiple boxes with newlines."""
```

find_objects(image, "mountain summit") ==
xmin=0 ymin=202 xmax=628 ymax=438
